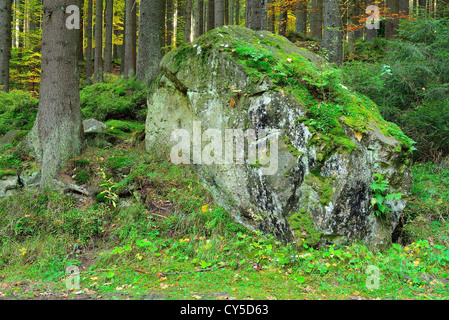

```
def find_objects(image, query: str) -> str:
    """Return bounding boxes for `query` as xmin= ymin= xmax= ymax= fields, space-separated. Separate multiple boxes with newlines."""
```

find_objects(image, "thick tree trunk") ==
xmin=295 ymin=0 xmax=307 ymax=34
xmin=137 ymin=0 xmax=165 ymax=83
xmin=36 ymin=0 xmax=84 ymax=189
xmin=321 ymin=0 xmax=343 ymax=66
xmin=310 ymin=0 xmax=323 ymax=39
xmin=385 ymin=0 xmax=399 ymax=39
xmin=0 ymin=0 xmax=12 ymax=92
xmin=399 ymin=0 xmax=409 ymax=15
xmin=124 ymin=0 xmax=137 ymax=77
xmin=184 ymin=0 xmax=193 ymax=42
xmin=207 ymin=0 xmax=215 ymax=31
xmin=104 ymin=0 xmax=113 ymax=74
xmin=247 ymin=0 xmax=267 ymax=30
xmin=85 ymin=0 xmax=93 ymax=83
xmin=215 ymin=0 xmax=225 ymax=27
xmin=94 ymin=0 xmax=103 ymax=83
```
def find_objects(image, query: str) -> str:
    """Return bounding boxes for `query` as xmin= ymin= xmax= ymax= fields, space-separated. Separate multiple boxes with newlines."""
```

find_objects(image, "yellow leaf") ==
xmin=354 ymin=131 xmax=363 ymax=142
xmin=202 ymin=204 xmax=209 ymax=212
xmin=136 ymin=253 xmax=143 ymax=261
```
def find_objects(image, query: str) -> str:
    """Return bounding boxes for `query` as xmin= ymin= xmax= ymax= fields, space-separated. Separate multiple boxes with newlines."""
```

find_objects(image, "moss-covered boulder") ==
xmin=145 ymin=26 xmax=414 ymax=247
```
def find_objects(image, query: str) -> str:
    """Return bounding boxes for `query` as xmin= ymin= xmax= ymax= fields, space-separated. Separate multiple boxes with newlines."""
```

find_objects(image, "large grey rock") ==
xmin=145 ymin=26 xmax=414 ymax=247
xmin=83 ymin=119 xmax=107 ymax=133
xmin=0 ymin=171 xmax=19 ymax=197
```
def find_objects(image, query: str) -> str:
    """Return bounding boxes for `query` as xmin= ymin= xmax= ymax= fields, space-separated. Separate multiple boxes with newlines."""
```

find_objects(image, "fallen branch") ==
xmin=158 ymin=264 xmax=229 ymax=277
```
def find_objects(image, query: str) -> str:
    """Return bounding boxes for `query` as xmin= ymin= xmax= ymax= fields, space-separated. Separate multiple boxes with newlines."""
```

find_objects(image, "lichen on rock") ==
xmin=145 ymin=25 xmax=414 ymax=248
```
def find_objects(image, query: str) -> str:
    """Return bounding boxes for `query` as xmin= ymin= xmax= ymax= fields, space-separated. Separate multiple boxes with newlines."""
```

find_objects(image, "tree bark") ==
xmin=295 ymin=0 xmax=307 ymax=34
xmin=385 ymin=0 xmax=399 ymax=39
xmin=310 ymin=0 xmax=323 ymax=39
xmin=167 ymin=0 xmax=174 ymax=47
xmin=215 ymin=0 xmax=225 ymax=27
xmin=184 ymin=0 xmax=193 ymax=42
xmin=176 ymin=0 xmax=185 ymax=46
xmin=94 ymin=0 xmax=103 ymax=83
xmin=0 ymin=0 xmax=12 ymax=92
xmin=207 ymin=0 xmax=215 ymax=31
xmin=137 ymin=0 xmax=165 ymax=83
xmin=267 ymin=0 xmax=274 ymax=32
xmin=321 ymin=0 xmax=343 ymax=66
xmin=247 ymin=0 xmax=267 ymax=30
xmin=85 ymin=0 xmax=93 ymax=83
xmin=234 ymin=0 xmax=239 ymax=25
xmin=279 ymin=6 xmax=288 ymax=35
xmin=77 ymin=0 xmax=84 ymax=61
xmin=104 ymin=0 xmax=113 ymax=74
xmin=124 ymin=0 xmax=137 ymax=77
xmin=35 ymin=0 xmax=84 ymax=189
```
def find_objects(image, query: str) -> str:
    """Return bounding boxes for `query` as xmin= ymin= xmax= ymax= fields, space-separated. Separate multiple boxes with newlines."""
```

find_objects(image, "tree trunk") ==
xmin=207 ymin=0 xmax=215 ymax=31
xmin=167 ymin=0 xmax=174 ymax=48
xmin=184 ymin=0 xmax=193 ymax=42
xmin=85 ymin=0 xmax=93 ymax=83
xmin=247 ymin=0 xmax=267 ymax=30
xmin=295 ymin=0 xmax=307 ymax=34
xmin=228 ymin=0 xmax=234 ymax=24
xmin=321 ymin=0 xmax=343 ymax=66
xmin=35 ymin=0 xmax=84 ymax=189
xmin=215 ymin=0 xmax=225 ymax=27
xmin=399 ymin=0 xmax=409 ymax=15
xmin=267 ymin=0 xmax=274 ymax=32
xmin=124 ymin=0 xmax=137 ymax=77
xmin=198 ymin=0 xmax=204 ymax=35
xmin=310 ymin=0 xmax=323 ymax=39
xmin=77 ymin=0 xmax=84 ymax=61
xmin=279 ymin=6 xmax=288 ymax=35
xmin=176 ymin=0 xmax=185 ymax=46
xmin=94 ymin=0 xmax=103 ymax=83
xmin=137 ymin=0 xmax=165 ymax=83
xmin=385 ymin=0 xmax=399 ymax=39
xmin=104 ymin=0 xmax=113 ymax=74
xmin=235 ymin=0 xmax=239 ymax=25
xmin=0 ymin=0 xmax=12 ymax=93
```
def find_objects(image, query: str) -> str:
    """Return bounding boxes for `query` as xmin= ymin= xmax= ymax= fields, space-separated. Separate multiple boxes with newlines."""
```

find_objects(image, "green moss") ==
xmin=288 ymin=209 xmax=322 ymax=247
xmin=0 ymin=169 xmax=16 ymax=178
xmin=306 ymin=170 xmax=335 ymax=207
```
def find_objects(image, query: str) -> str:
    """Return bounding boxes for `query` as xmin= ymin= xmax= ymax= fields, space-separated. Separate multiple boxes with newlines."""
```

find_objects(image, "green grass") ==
xmin=0 ymin=130 xmax=448 ymax=299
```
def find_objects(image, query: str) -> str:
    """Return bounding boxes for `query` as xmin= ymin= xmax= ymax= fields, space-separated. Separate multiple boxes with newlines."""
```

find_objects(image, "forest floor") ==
xmin=1 ymin=126 xmax=449 ymax=301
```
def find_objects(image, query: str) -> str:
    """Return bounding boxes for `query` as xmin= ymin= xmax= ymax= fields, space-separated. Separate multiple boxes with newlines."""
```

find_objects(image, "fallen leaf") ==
xmin=354 ymin=131 xmax=363 ymax=142
xmin=192 ymin=295 xmax=202 ymax=300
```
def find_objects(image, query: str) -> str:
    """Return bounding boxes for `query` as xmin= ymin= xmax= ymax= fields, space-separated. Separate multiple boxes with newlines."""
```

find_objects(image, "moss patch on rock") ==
xmin=288 ymin=209 xmax=322 ymax=248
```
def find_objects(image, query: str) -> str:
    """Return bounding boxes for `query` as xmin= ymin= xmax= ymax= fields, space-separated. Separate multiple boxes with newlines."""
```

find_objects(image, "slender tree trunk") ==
xmin=295 ymin=0 xmax=307 ymax=34
xmin=185 ymin=0 xmax=193 ymax=42
xmin=279 ymin=5 xmax=288 ymax=35
xmin=0 ymin=0 xmax=12 ymax=92
xmin=36 ymin=0 xmax=84 ymax=189
xmin=247 ymin=0 xmax=267 ymax=30
xmin=234 ymin=0 xmax=239 ymax=25
xmin=207 ymin=0 xmax=215 ymax=31
xmin=167 ymin=0 xmax=174 ymax=47
xmin=86 ymin=0 xmax=93 ymax=83
xmin=94 ymin=0 xmax=103 ymax=83
xmin=176 ymin=0 xmax=185 ymax=46
xmin=104 ymin=0 xmax=113 ymax=74
xmin=124 ymin=0 xmax=137 ymax=77
xmin=321 ymin=0 xmax=343 ymax=66
xmin=198 ymin=0 xmax=204 ymax=35
xmin=347 ymin=0 xmax=356 ymax=57
xmin=228 ymin=0 xmax=234 ymax=24
xmin=215 ymin=0 xmax=225 ymax=27
xmin=385 ymin=0 xmax=399 ymax=39
xmin=137 ymin=0 xmax=165 ymax=83
xmin=267 ymin=0 xmax=274 ymax=31
xmin=310 ymin=0 xmax=323 ymax=39
xmin=365 ymin=0 xmax=378 ymax=41
xmin=77 ymin=0 xmax=84 ymax=61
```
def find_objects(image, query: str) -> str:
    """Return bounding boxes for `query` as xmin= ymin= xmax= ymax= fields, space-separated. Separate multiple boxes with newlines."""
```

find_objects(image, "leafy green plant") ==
xmin=370 ymin=173 xmax=402 ymax=217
